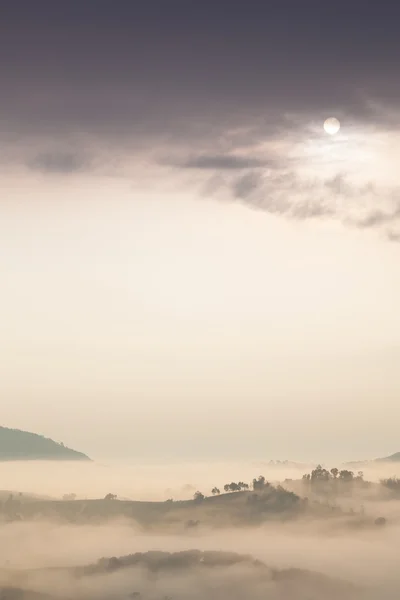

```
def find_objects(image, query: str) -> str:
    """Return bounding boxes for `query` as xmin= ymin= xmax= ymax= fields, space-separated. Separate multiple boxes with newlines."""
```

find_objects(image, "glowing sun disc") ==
xmin=324 ymin=117 xmax=340 ymax=135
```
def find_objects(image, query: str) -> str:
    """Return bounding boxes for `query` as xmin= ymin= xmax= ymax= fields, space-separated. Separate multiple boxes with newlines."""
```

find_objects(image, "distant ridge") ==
xmin=345 ymin=451 xmax=400 ymax=467
xmin=376 ymin=451 xmax=400 ymax=462
xmin=0 ymin=426 xmax=90 ymax=461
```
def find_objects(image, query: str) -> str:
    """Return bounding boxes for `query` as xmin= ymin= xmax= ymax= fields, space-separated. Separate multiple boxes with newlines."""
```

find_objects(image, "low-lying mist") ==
xmin=1 ymin=459 xmax=400 ymax=599
xmin=0 ymin=518 xmax=399 ymax=580
xmin=0 ymin=520 xmax=400 ymax=599
xmin=0 ymin=459 xmax=399 ymax=500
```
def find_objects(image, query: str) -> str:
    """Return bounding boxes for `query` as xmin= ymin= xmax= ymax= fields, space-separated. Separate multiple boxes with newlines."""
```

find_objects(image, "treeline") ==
xmin=381 ymin=477 xmax=400 ymax=492
xmin=193 ymin=475 xmax=277 ymax=501
xmin=302 ymin=465 xmax=364 ymax=484
xmin=210 ymin=481 xmax=249 ymax=495
xmin=302 ymin=467 xmax=400 ymax=495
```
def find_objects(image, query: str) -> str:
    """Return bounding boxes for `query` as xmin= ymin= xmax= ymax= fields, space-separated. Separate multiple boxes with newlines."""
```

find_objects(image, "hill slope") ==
xmin=0 ymin=426 xmax=90 ymax=461
xmin=376 ymin=451 xmax=400 ymax=462
xmin=0 ymin=551 xmax=361 ymax=600
xmin=345 ymin=451 xmax=400 ymax=467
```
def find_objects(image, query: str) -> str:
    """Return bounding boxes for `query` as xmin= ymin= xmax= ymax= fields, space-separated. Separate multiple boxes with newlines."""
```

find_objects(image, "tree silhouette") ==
xmin=253 ymin=476 xmax=267 ymax=491
xmin=104 ymin=493 xmax=117 ymax=500
xmin=229 ymin=482 xmax=240 ymax=492
xmin=211 ymin=487 xmax=220 ymax=495
xmin=223 ymin=481 xmax=250 ymax=493
xmin=193 ymin=491 xmax=205 ymax=502
xmin=339 ymin=470 xmax=354 ymax=482
xmin=63 ymin=493 xmax=77 ymax=501
xmin=381 ymin=477 xmax=400 ymax=491
xmin=302 ymin=465 xmax=361 ymax=486
xmin=311 ymin=465 xmax=330 ymax=482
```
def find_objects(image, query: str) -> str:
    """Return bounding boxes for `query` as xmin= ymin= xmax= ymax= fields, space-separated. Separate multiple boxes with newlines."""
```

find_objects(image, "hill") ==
xmin=0 ymin=550 xmax=361 ymax=600
xmin=345 ymin=451 xmax=400 ymax=467
xmin=0 ymin=426 xmax=90 ymax=461
xmin=376 ymin=451 xmax=400 ymax=462
xmin=4 ymin=485 xmax=365 ymax=529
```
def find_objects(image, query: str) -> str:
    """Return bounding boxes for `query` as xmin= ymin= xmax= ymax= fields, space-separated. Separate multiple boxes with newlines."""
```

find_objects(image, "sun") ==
xmin=324 ymin=117 xmax=341 ymax=135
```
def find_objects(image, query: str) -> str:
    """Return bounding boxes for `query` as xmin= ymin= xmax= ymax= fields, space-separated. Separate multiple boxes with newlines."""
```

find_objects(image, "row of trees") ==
xmin=302 ymin=465 xmax=364 ymax=483
xmin=381 ymin=477 xmax=400 ymax=492
xmin=220 ymin=481 xmax=250 ymax=493
xmin=194 ymin=475 xmax=270 ymax=501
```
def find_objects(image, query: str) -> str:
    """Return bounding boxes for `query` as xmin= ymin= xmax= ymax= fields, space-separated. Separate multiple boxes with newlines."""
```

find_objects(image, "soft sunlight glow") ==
xmin=324 ymin=117 xmax=341 ymax=135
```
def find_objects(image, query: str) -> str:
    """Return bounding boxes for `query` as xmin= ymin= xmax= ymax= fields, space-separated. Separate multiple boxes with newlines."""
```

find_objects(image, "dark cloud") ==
xmin=291 ymin=201 xmax=336 ymax=220
xmin=227 ymin=168 xmax=400 ymax=240
xmin=232 ymin=170 xmax=335 ymax=220
xmin=1 ymin=2 xmax=400 ymax=141
xmin=233 ymin=171 xmax=263 ymax=198
xmin=172 ymin=154 xmax=271 ymax=170
xmin=28 ymin=151 xmax=89 ymax=174
xmin=1 ymin=1 xmax=400 ymax=244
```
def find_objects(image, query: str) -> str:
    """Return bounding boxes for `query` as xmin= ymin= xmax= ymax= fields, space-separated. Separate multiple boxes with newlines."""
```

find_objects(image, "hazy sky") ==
xmin=2 ymin=1 xmax=400 ymax=462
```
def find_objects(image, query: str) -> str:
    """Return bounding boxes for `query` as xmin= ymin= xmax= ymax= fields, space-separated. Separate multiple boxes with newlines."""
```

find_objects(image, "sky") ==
xmin=1 ymin=1 xmax=400 ymax=463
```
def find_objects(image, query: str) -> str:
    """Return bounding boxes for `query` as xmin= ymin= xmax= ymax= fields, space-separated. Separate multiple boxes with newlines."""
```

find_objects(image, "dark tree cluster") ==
xmin=193 ymin=491 xmax=205 ymax=502
xmin=223 ymin=481 xmax=249 ymax=493
xmin=252 ymin=475 xmax=270 ymax=491
xmin=302 ymin=465 xmax=364 ymax=484
xmin=381 ymin=477 xmax=400 ymax=492
xmin=194 ymin=475 xmax=271 ymax=501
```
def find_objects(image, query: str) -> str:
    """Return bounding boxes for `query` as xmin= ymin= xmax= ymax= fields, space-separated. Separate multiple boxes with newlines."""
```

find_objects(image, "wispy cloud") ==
xmin=221 ymin=165 xmax=400 ymax=241
xmin=356 ymin=204 xmax=400 ymax=228
xmin=3 ymin=94 xmax=399 ymax=245
xmin=387 ymin=230 xmax=400 ymax=243
xmin=171 ymin=154 xmax=272 ymax=170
